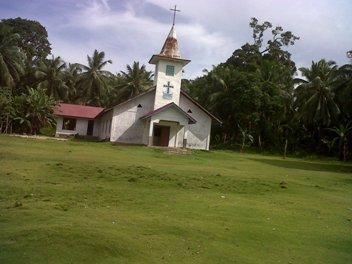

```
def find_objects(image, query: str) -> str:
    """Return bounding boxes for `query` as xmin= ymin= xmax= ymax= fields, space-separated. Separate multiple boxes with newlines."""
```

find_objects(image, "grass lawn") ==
xmin=0 ymin=135 xmax=351 ymax=263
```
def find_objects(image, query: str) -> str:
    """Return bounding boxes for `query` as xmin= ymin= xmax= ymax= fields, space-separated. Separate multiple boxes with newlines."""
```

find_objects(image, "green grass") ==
xmin=0 ymin=135 xmax=351 ymax=264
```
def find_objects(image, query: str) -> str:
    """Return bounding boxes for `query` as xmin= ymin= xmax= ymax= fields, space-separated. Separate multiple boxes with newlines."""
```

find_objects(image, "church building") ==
xmin=54 ymin=21 xmax=221 ymax=150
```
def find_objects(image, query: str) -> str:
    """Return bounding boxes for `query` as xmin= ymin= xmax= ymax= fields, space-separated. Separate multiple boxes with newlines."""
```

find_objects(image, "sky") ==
xmin=0 ymin=0 xmax=351 ymax=78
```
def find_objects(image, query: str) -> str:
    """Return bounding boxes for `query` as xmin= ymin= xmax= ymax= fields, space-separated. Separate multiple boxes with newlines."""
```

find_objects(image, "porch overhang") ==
xmin=140 ymin=102 xmax=196 ymax=125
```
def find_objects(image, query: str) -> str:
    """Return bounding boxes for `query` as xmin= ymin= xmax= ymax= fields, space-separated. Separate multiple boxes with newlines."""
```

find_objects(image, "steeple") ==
xmin=149 ymin=24 xmax=190 ymax=65
xmin=159 ymin=25 xmax=180 ymax=58
xmin=149 ymin=5 xmax=189 ymax=65
xmin=149 ymin=5 xmax=190 ymax=110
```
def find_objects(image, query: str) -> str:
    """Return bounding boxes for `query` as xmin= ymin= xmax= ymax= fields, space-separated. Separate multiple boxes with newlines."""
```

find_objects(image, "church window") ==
xmin=137 ymin=104 xmax=142 ymax=108
xmin=166 ymin=65 xmax=175 ymax=76
xmin=62 ymin=118 xmax=76 ymax=131
xmin=187 ymin=109 xmax=192 ymax=113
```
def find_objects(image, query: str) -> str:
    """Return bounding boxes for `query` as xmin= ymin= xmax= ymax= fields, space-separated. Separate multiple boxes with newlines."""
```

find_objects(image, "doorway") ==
xmin=87 ymin=120 xmax=94 ymax=136
xmin=153 ymin=125 xmax=170 ymax=147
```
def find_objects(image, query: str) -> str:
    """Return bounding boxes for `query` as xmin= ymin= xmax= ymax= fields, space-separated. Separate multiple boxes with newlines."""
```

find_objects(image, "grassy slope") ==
xmin=0 ymin=135 xmax=351 ymax=264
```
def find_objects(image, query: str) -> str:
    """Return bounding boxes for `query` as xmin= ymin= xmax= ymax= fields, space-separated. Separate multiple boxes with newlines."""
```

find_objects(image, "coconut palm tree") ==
xmin=334 ymin=63 xmax=352 ymax=118
xmin=294 ymin=60 xmax=340 ymax=126
xmin=0 ymin=24 xmax=25 ymax=88
xmin=63 ymin=63 xmax=82 ymax=103
xmin=328 ymin=123 xmax=352 ymax=161
xmin=77 ymin=50 xmax=112 ymax=106
xmin=35 ymin=56 xmax=67 ymax=100
xmin=0 ymin=87 xmax=15 ymax=133
xmin=118 ymin=61 xmax=153 ymax=99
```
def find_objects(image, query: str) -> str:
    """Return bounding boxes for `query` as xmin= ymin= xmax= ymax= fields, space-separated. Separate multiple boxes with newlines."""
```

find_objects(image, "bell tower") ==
xmin=149 ymin=5 xmax=190 ymax=110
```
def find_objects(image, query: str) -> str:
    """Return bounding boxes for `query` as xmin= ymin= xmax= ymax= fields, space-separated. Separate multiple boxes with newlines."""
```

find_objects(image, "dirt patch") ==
xmin=9 ymin=134 xmax=67 ymax=141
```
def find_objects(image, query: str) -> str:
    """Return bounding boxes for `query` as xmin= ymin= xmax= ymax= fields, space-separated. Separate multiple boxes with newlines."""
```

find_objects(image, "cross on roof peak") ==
xmin=170 ymin=5 xmax=180 ymax=26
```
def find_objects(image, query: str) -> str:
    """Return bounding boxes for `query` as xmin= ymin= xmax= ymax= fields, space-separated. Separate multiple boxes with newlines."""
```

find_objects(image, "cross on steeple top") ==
xmin=170 ymin=5 xmax=180 ymax=25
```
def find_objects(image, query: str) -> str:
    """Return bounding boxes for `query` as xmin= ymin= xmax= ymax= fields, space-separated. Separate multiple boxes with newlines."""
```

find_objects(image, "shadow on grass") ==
xmin=248 ymin=158 xmax=352 ymax=173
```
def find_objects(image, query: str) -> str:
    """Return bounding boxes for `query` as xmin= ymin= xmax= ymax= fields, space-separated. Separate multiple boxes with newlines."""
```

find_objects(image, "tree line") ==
xmin=0 ymin=17 xmax=351 ymax=160
xmin=183 ymin=18 xmax=352 ymax=160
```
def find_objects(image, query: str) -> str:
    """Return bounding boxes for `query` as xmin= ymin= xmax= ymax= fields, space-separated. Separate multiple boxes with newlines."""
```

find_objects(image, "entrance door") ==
xmin=87 ymin=120 xmax=94 ymax=136
xmin=153 ymin=125 xmax=170 ymax=147
xmin=160 ymin=126 xmax=170 ymax=146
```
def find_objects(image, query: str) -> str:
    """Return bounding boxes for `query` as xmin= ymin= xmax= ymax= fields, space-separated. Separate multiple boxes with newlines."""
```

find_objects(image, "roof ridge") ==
xmin=180 ymin=90 xmax=222 ymax=124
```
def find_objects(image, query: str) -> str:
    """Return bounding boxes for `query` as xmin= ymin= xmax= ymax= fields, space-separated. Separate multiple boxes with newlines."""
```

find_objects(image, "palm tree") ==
xmin=334 ymin=63 xmax=352 ymax=117
xmin=294 ymin=60 xmax=340 ymax=126
xmin=100 ymin=73 xmax=123 ymax=107
xmin=238 ymin=124 xmax=254 ymax=152
xmin=77 ymin=50 xmax=112 ymax=106
xmin=35 ymin=56 xmax=67 ymax=100
xmin=63 ymin=63 xmax=82 ymax=103
xmin=118 ymin=61 xmax=153 ymax=99
xmin=0 ymin=24 xmax=25 ymax=87
xmin=0 ymin=87 xmax=15 ymax=133
xmin=328 ymin=123 xmax=352 ymax=161
xmin=207 ymin=66 xmax=239 ymax=143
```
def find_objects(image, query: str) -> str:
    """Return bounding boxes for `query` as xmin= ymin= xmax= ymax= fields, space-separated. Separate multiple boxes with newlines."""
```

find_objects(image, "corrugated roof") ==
xmin=54 ymin=103 xmax=104 ymax=119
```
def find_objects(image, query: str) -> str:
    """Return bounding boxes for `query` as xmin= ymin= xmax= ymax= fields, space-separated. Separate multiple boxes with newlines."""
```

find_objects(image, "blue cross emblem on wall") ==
xmin=163 ymin=81 xmax=173 ymax=99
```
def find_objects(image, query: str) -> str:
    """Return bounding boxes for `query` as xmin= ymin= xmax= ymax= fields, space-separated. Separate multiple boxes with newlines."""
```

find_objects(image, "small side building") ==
xmin=54 ymin=103 xmax=104 ymax=138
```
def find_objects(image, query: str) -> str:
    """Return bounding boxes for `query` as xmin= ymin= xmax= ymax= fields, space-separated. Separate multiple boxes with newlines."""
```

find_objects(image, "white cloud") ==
xmin=146 ymin=0 xmax=352 ymax=69
xmin=28 ymin=0 xmax=351 ymax=78
xmin=50 ymin=0 xmax=235 ymax=78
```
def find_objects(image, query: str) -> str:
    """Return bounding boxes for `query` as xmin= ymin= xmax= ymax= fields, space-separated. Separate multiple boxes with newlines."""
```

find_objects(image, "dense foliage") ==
xmin=184 ymin=18 xmax=351 ymax=160
xmin=0 ymin=17 xmax=351 ymax=160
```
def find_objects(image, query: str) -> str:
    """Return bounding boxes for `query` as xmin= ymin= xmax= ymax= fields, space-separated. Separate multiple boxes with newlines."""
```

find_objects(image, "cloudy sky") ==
xmin=1 ymin=0 xmax=351 ymax=78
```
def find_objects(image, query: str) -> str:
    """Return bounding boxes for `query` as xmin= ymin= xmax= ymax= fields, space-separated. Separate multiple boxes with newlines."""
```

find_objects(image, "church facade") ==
xmin=54 ymin=25 xmax=221 ymax=150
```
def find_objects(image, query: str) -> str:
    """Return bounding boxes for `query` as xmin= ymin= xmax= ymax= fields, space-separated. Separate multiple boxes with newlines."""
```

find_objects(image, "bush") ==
xmin=39 ymin=125 xmax=56 ymax=137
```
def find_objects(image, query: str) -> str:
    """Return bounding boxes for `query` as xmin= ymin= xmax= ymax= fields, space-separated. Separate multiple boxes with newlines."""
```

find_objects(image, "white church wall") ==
xmin=97 ymin=110 xmax=113 ymax=140
xmin=179 ymin=95 xmax=212 ymax=150
xmin=110 ymin=92 xmax=155 ymax=144
xmin=154 ymin=60 xmax=183 ymax=109
xmin=176 ymin=126 xmax=186 ymax=147
xmin=142 ymin=119 xmax=151 ymax=145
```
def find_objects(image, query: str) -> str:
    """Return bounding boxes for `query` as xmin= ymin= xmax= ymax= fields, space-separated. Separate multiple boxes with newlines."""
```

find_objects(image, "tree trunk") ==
xmin=222 ymin=132 xmax=227 ymax=143
xmin=283 ymin=139 xmax=288 ymax=159
xmin=258 ymin=135 xmax=262 ymax=150
xmin=343 ymin=142 xmax=347 ymax=161
xmin=5 ymin=115 xmax=9 ymax=134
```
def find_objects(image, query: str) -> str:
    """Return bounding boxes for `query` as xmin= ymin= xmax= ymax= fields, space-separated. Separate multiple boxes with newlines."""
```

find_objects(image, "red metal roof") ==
xmin=54 ymin=103 xmax=104 ymax=119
